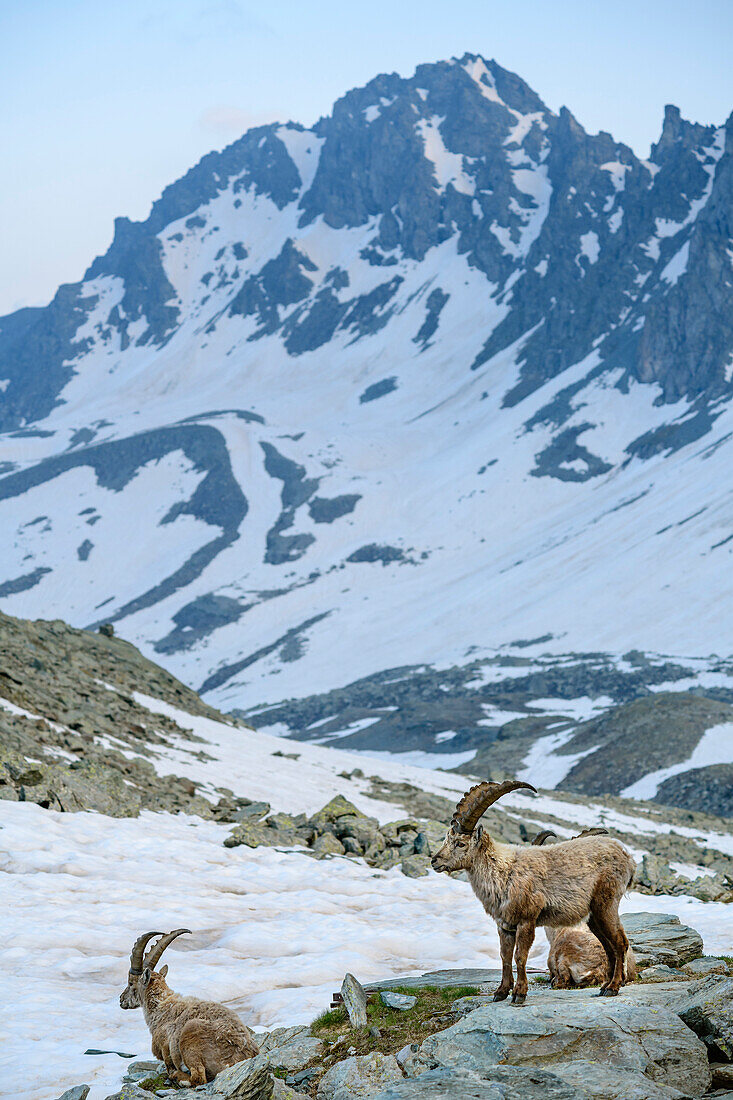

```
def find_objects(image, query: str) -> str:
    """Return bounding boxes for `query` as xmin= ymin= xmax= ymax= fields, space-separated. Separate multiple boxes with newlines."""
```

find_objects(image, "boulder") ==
xmin=677 ymin=975 xmax=733 ymax=1061
xmin=317 ymin=1052 xmax=403 ymax=1100
xmin=711 ymin=1064 xmax=733 ymax=1090
xmin=415 ymin=998 xmax=711 ymax=1097
xmin=103 ymin=1087 xmax=154 ymax=1100
xmin=272 ymin=1082 xmax=310 ymax=1100
xmin=225 ymin=822 xmax=278 ymax=848
xmin=55 ymin=1088 xmax=90 ymax=1100
xmin=309 ymin=797 xmax=365 ymax=833
xmin=682 ymin=957 xmax=730 ymax=978
xmin=260 ymin=1026 xmax=323 ymax=1072
xmin=623 ymin=912 xmax=704 ymax=967
xmin=332 ymin=814 xmax=383 ymax=849
xmin=380 ymin=991 xmax=416 ymax=1010
xmin=312 ymin=833 xmax=346 ymax=857
xmin=371 ymin=1064 xmax=583 ymax=1099
xmin=341 ymin=972 xmax=368 ymax=1028
xmin=121 ymin=1060 xmax=165 ymax=1083
xmin=638 ymin=965 xmax=688 ymax=983
xmin=141 ymin=1056 xmax=274 ymax=1099
xmin=400 ymin=855 xmax=430 ymax=878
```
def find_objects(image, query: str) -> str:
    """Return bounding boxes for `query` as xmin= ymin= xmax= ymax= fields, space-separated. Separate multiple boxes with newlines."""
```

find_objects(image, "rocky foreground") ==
xmin=54 ymin=913 xmax=733 ymax=1100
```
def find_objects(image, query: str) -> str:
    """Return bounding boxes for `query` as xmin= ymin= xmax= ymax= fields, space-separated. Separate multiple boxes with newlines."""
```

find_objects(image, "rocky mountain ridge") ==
xmin=1 ymin=54 xmax=733 ymax=789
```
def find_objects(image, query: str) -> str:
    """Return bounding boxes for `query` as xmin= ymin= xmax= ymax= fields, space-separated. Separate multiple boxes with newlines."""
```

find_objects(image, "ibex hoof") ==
xmin=492 ymin=989 xmax=510 ymax=1002
xmin=598 ymin=987 xmax=619 ymax=997
xmin=511 ymin=993 xmax=527 ymax=1006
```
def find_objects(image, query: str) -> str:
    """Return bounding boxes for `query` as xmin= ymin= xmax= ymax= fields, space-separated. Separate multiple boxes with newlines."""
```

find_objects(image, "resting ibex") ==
xmin=431 ymin=781 xmax=636 ymax=1004
xmin=120 ymin=929 xmax=259 ymax=1085
xmin=531 ymin=829 xmax=638 ymax=989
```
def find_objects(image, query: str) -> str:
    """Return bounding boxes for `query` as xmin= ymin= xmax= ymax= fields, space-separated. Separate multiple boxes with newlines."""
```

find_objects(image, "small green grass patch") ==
xmin=310 ymin=984 xmax=481 ymax=1060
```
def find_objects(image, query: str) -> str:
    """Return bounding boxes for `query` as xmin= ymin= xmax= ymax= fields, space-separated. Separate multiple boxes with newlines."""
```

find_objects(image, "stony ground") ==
xmin=81 ymin=918 xmax=733 ymax=1100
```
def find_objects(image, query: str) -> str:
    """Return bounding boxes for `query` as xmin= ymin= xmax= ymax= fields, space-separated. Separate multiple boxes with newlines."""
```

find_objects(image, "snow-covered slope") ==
xmin=4 ymin=688 xmax=733 ymax=1100
xmin=1 ymin=55 xmax=732 ymax=748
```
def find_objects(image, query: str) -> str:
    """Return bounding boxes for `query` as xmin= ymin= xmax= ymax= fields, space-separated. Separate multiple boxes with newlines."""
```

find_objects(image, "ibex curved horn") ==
xmin=129 ymin=931 xmax=165 ymax=975
xmin=573 ymin=827 xmax=609 ymax=839
xmin=143 ymin=928 xmax=192 ymax=971
xmin=451 ymin=780 xmax=537 ymax=835
xmin=531 ymin=829 xmax=557 ymax=845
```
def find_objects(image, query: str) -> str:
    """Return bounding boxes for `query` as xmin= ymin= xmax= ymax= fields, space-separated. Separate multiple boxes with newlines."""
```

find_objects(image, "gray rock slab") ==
xmin=638 ymin=965 xmax=688 ymax=983
xmin=380 ymin=990 xmax=416 ymax=1010
xmin=547 ymin=1060 xmax=690 ymax=1099
xmin=317 ymin=1052 xmax=403 ymax=1100
xmin=55 ymin=1088 xmax=90 ymax=1100
xmin=623 ymin=912 xmax=704 ymax=967
xmin=341 ymin=972 xmax=368 ymax=1028
xmin=103 ymin=1087 xmax=152 ymax=1100
xmin=145 ymin=1056 xmax=273 ymax=1100
xmin=364 ymin=968 xmax=504 ymax=992
xmin=677 ymin=975 xmax=733 ymax=1059
xmin=272 ymin=1081 xmax=310 ymax=1100
xmin=260 ymin=1026 xmax=323 ymax=1072
xmin=683 ymin=956 xmax=730 ymax=977
xmin=121 ymin=1060 xmax=166 ymax=1084
xmin=371 ymin=1064 xmax=583 ymax=1099
xmin=416 ymin=998 xmax=711 ymax=1097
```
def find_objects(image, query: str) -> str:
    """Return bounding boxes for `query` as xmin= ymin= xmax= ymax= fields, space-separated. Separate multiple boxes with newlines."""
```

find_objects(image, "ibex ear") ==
xmin=472 ymin=824 xmax=484 ymax=845
xmin=141 ymin=967 xmax=152 ymax=988
xmin=159 ymin=964 xmax=168 ymax=978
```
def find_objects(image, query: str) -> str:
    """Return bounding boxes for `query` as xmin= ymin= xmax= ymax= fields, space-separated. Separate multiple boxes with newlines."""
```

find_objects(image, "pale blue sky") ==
xmin=2 ymin=0 xmax=732 ymax=315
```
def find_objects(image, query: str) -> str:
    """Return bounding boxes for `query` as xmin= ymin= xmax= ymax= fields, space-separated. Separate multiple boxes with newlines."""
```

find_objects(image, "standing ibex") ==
xmin=431 ymin=780 xmax=636 ymax=1004
xmin=120 ymin=929 xmax=259 ymax=1085
xmin=531 ymin=829 xmax=638 ymax=989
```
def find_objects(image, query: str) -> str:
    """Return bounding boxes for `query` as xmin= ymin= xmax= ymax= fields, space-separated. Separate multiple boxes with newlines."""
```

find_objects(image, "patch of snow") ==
xmin=534 ymin=258 xmax=548 ymax=277
xmin=579 ymin=231 xmax=600 ymax=264
xmin=517 ymin=730 xmax=598 ymax=788
xmin=601 ymin=162 xmax=630 ymax=192
xmin=608 ymin=208 xmax=624 ymax=234
xmin=462 ymin=57 xmax=504 ymax=105
xmin=660 ymin=240 xmax=690 ymax=285
xmin=621 ymin=721 xmax=733 ymax=800
xmin=416 ymin=116 xmax=475 ymax=196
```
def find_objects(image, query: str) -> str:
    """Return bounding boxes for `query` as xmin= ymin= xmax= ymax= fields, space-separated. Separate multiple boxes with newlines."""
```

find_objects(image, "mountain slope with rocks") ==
xmin=2 ymin=53 xmax=733 ymax=800
xmin=2 ymin=608 xmax=733 ymax=1100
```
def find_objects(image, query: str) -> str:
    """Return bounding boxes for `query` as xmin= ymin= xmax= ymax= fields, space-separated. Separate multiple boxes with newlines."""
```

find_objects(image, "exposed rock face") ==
xmin=623 ymin=913 xmax=704 ymax=968
xmin=372 ymin=1064 xmax=584 ymax=1099
xmin=316 ymin=1052 xmax=403 ymax=1100
xmin=556 ymin=693 xmax=733 ymax=803
xmin=415 ymin=998 xmax=711 ymax=1098
xmin=259 ymin=1025 xmax=324 ymax=1073
xmin=677 ymin=975 xmax=733 ymax=1061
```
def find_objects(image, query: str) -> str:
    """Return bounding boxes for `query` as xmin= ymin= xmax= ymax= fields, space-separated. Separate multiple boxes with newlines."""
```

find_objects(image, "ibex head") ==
xmin=119 ymin=929 xmax=190 ymax=1009
xmin=431 ymin=780 xmax=537 ymax=872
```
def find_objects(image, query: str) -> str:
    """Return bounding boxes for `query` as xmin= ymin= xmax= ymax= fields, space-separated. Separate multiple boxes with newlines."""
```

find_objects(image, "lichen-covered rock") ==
xmin=309 ymin=797 xmax=365 ymax=833
xmin=260 ymin=1025 xmax=324 ymax=1072
xmin=682 ymin=956 xmax=730 ymax=977
xmin=380 ymin=990 xmax=416 ymax=1010
xmin=638 ymin=965 xmax=688 ymax=983
xmin=317 ymin=1052 xmax=403 ymax=1100
xmin=372 ymin=1064 xmax=586 ymax=1099
xmin=55 ymin=1087 xmax=90 ymax=1100
xmin=312 ymin=832 xmax=346 ymax=857
xmin=400 ymin=855 xmax=430 ymax=878
xmin=341 ymin=972 xmax=368 ymax=1027
xmin=623 ymin=912 xmax=704 ymax=967
xmin=677 ymin=975 xmax=733 ymax=1060
xmin=416 ymin=998 xmax=711 ymax=1097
